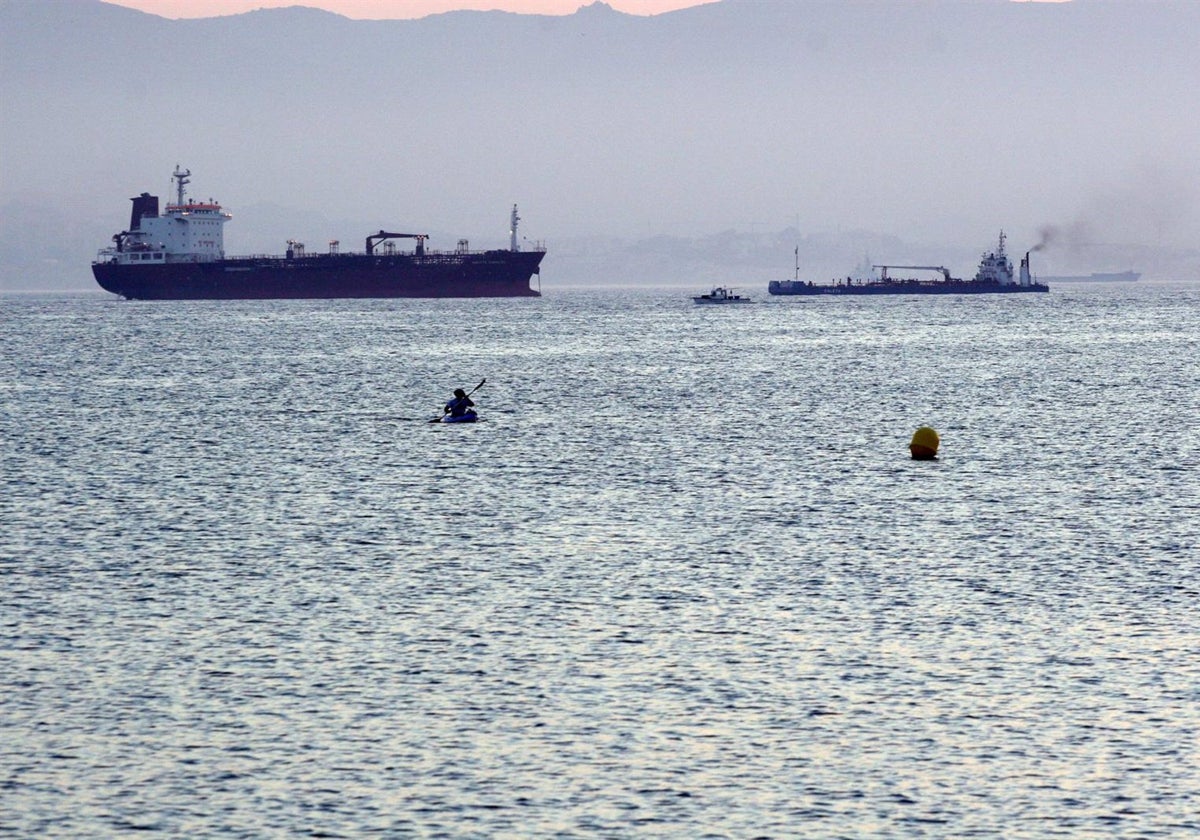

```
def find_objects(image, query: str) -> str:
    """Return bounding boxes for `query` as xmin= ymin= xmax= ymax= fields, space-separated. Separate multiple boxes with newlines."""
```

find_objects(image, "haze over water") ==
xmin=4 ymin=0 xmax=1199 ymax=290
xmin=3 ymin=285 xmax=1198 ymax=836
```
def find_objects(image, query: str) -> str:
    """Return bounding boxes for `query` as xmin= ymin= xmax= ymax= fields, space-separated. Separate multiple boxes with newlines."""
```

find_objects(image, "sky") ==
xmin=110 ymin=0 xmax=715 ymax=18
xmin=112 ymin=0 xmax=1072 ymax=15
xmin=5 ymin=0 xmax=1189 ymax=290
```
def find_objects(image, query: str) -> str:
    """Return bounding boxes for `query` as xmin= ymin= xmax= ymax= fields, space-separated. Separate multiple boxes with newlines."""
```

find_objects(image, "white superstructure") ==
xmin=973 ymin=230 xmax=1016 ymax=285
xmin=97 ymin=165 xmax=231 ymax=265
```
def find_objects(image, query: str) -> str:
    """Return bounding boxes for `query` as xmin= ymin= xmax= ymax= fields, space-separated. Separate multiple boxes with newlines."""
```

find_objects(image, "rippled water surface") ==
xmin=3 ymin=285 xmax=1199 ymax=837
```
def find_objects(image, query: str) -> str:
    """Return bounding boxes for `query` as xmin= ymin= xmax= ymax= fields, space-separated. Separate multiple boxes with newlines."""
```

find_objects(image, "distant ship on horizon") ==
xmin=769 ymin=231 xmax=1049 ymax=296
xmin=1034 ymin=270 xmax=1141 ymax=283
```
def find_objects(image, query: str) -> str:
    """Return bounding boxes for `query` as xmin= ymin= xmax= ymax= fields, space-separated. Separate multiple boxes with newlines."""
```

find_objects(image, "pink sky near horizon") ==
xmin=109 ymin=0 xmax=1071 ymax=20
xmin=109 ymin=0 xmax=713 ymax=18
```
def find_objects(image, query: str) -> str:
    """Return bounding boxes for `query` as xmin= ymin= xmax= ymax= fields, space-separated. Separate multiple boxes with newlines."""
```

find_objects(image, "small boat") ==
xmin=693 ymin=286 xmax=752 ymax=304
xmin=438 ymin=410 xmax=479 ymax=424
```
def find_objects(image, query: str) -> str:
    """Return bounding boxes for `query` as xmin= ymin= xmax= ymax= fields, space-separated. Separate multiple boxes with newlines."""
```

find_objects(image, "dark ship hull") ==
xmin=93 ymin=250 xmax=544 ymax=300
xmin=769 ymin=279 xmax=1048 ymax=296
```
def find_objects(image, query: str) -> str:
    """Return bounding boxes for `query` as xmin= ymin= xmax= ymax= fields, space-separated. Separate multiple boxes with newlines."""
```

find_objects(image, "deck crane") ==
xmin=367 ymin=230 xmax=429 ymax=256
xmin=872 ymin=264 xmax=957 ymax=282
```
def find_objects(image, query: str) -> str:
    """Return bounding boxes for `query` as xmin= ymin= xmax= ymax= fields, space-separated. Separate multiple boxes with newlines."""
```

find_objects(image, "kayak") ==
xmin=438 ymin=410 xmax=478 ymax=424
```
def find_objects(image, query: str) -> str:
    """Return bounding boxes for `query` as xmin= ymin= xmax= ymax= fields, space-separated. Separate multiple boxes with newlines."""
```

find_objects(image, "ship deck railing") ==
xmin=228 ymin=248 xmax=540 ymax=261
xmin=95 ymin=246 xmax=545 ymax=264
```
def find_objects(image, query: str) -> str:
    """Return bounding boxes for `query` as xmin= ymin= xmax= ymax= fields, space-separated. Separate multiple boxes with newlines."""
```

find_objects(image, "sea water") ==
xmin=2 ymin=285 xmax=1198 ymax=837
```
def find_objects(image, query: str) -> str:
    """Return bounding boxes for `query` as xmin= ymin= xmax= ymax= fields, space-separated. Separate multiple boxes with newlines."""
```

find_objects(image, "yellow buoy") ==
xmin=909 ymin=426 xmax=940 ymax=460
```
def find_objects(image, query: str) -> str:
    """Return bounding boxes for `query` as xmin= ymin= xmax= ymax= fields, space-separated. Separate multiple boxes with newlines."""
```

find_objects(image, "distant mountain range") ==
xmin=2 ymin=0 xmax=1198 ymax=290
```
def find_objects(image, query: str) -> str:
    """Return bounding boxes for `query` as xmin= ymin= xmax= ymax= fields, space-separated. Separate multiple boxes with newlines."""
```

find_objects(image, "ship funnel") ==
xmin=129 ymin=192 xmax=159 ymax=231
xmin=1020 ymin=251 xmax=1031 ymax=286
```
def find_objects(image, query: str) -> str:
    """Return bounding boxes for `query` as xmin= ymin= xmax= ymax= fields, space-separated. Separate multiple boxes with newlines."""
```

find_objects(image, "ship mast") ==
xmin=510 ymin=204 xmax=520 ymax=252
xmin=172 ymin=164 xmax=191 ymax=206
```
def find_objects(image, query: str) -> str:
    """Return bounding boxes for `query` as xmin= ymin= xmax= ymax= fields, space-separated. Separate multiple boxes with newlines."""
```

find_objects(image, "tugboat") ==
xmin=92 ymin=166 xmax=545 ymax=299
xmin=768 ymin=232 xmax=1049 ymax=296
xmin=693 ymin=286 xmax=752 ymax=304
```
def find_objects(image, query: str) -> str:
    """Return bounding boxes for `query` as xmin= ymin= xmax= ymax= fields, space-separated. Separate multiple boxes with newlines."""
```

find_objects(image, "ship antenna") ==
xmin=510 ymin=204 xmax=520 ymax=252
xmin=173 ymin=164 xmax=191 ymax=206
xmin=794 ymin=246 xmax=799 ymax=281
xmin=998 ymin=229 xmax=1006 ymax=258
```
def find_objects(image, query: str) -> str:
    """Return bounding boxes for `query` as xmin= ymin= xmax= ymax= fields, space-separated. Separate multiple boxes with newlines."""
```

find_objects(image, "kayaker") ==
xmin=444 ymin=388 xmax=475 ymax=418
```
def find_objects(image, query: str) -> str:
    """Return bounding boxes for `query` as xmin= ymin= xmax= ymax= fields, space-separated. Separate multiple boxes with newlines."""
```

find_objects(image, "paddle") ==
xmin=428 ymin=378 xmax=486 ymax=422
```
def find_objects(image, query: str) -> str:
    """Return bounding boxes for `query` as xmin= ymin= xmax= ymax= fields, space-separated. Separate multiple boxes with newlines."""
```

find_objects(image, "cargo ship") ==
xmin=92 ymin=167 xmax=545 ymax=299
xmin=769 ymin=232 xmax=1049 ymax=296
